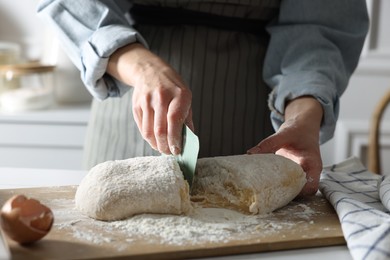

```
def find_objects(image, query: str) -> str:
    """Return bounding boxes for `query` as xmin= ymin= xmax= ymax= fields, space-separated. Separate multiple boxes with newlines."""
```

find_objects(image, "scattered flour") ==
xmin=48 ymin=198 xmax=320 ymax=250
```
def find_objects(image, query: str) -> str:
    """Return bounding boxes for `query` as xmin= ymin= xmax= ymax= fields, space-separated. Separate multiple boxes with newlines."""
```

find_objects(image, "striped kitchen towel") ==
xmin=319 ymin=157 xmax=390 ymax=260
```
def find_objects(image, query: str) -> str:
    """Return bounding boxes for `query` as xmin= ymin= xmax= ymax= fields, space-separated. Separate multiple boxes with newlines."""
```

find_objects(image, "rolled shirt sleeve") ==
xmin=264 ymin=0 xmax=369 ymax=143
xmin=37 ymin=0 xmax=147 ymax=100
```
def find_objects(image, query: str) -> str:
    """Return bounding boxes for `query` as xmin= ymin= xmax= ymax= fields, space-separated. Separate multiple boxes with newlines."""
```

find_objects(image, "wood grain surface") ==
xmin=0 ymin=186 xmax=345 ymax=260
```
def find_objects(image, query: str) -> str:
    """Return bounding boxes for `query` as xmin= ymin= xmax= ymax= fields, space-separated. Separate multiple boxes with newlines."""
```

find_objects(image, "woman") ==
xmin=37 ymin=0 xmax=369 ymax=195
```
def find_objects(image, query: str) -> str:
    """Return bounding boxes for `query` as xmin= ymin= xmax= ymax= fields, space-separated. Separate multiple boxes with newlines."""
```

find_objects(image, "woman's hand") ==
xmin=247 ymin=97 xmax=323 ymax=196
xmin=107 ymin=43 xmax=193 ymax=155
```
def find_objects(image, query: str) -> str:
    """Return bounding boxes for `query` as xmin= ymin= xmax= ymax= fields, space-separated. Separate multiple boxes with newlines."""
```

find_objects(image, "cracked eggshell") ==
xmin=0 ymin=194 xmax=54 ymax=245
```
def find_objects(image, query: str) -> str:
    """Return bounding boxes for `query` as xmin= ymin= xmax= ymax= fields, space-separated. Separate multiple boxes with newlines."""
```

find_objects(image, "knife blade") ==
xmin=175 ymin=125 xmax=199 ymax=188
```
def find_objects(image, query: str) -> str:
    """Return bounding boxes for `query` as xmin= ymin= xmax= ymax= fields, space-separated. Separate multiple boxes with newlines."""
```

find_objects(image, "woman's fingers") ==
xmin=167 ymin=87 xmax=192 ymax=155
xmin=141 ymin=100 xmax=158 ymax=151
xmin=154 ymin=100 xmax=170 ymax=154
xmin=133 ymin=100 xmax=159 ymax=151
xmin=132 ymin=82 xmax=192 ymax=155
xmin=296 ymin=154 xmax=322 ymax=196
xmin=185 ymin=108 xmax=194 ymax=132
xmin=152 ymin=88 xmax=172 ymax=154
xmin=132 ymin=105 xmax=143 ymax=137
xmin=167 ymin=105 xmax=183 ymax=155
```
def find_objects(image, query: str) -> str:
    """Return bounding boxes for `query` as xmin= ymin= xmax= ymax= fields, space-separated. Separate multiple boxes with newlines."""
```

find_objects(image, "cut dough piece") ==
xmin=75 ymin=156 xmax=192 ymax=221
xmin=75 ymin=154 xmax=306 ymax=221
xmin=191 ymin=154 xmax=306 ymax=214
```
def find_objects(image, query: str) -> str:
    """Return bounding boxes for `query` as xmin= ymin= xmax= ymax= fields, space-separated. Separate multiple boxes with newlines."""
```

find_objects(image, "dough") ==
xmin=191 ymin=154 xmax=306 ymax=214
xmin=75 ymin=156 xmax=192 ymax=221
xmin=76 ymin=154 xmax=306 ymax=220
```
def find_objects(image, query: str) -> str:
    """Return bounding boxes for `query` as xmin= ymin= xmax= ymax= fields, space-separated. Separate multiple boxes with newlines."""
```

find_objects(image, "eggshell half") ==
xmin=0 ymin=194 xmax=54 ymax=245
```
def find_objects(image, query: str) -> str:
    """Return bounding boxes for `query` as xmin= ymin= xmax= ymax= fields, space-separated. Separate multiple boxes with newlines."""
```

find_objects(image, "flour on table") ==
xmin=51 ymin=197 xmax=319 ymax=249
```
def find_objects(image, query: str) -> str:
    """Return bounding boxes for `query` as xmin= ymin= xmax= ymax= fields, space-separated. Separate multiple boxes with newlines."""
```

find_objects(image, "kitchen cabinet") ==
xmin=0 ymin=103 xmax=90 ymax=170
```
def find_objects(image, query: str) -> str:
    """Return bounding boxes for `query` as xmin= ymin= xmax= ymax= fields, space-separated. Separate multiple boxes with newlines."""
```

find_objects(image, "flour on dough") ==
xmin=76 ymin=154 xmax=306 ymax=221
xmin=191 ymin=154 xmax=306 ymax=214
xmin=75 ymin=156 xmax=192 ymax=221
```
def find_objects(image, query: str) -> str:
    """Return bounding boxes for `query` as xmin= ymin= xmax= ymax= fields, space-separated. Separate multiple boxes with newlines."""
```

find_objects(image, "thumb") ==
xmin=247 ymin=133 xmax=286 ymax=154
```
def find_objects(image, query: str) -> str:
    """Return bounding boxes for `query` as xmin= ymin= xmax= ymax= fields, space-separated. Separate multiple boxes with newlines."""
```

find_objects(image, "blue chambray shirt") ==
xmin=37 ymin=0 xmax=369 ymax=144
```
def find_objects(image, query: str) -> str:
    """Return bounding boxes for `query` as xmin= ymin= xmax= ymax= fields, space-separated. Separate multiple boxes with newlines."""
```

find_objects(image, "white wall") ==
xmin=0 ymin=0 xmax=45 ymax=60
xmin=321 ymin=0 xmax=390 ymax=174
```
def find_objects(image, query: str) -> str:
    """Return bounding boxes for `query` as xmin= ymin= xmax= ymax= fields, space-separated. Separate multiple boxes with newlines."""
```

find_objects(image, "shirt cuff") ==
xmin=80 ymin=24 xmax=148 ymax=100
xmin=268 ymin=72 xmax=339 ymax=144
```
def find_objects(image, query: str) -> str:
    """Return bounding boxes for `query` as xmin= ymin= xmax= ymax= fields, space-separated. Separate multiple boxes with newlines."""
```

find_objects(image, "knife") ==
xmin=175 ymin=125 xmax=199 ymax=188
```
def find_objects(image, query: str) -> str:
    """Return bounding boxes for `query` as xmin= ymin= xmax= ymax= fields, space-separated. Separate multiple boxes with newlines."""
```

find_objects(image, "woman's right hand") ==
xmin=107 ymin=43 xmax=193 ymax=155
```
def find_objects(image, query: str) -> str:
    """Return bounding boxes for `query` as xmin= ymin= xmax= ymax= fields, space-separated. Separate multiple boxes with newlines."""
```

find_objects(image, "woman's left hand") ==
xmin=247 ymin=97 xmax=323 ymax=196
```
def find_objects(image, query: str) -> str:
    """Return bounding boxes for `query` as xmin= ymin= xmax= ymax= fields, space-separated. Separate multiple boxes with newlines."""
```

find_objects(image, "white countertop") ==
xmin=0 ymin=167 xmax=352 ymax=260
xmin=0 ymin=103 xmax=90 ymax=124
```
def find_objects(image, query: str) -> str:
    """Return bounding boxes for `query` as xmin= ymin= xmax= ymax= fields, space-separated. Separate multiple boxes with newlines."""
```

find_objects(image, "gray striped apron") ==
xmin=83 ymin=0 xmax=280 ymax=169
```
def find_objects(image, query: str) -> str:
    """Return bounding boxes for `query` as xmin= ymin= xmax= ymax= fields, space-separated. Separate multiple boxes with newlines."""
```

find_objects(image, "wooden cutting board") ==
xmin=0 ymin=186 xmax=345 ymax=259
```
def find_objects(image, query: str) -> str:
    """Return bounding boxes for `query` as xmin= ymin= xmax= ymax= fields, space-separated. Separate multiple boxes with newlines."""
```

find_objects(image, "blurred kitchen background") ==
xmin=0 ymin=0 xmax=389 ymax=173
